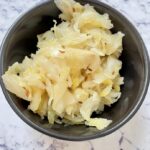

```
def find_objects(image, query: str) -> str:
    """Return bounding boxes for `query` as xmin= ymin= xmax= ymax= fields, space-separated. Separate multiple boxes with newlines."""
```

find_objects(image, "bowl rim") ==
xmin=0 ymin=0 xmax=150 ymax=141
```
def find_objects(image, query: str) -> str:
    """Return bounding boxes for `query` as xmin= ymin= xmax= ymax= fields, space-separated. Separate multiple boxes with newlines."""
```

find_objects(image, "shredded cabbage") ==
xmin=2 ymin=0 xmax=124 ymax=130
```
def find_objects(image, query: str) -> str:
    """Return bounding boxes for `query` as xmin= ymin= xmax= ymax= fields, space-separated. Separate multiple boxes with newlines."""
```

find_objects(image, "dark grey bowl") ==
xmin=0 ymin=0 xmax=149 ymax=141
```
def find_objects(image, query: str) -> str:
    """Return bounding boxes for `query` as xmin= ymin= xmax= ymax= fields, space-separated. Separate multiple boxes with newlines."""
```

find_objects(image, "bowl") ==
xmin=0 ymin=0 xmax=149 ymax=141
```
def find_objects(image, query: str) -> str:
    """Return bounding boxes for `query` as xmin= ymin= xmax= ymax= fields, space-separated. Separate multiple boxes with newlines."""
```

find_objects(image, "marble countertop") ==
xmin=0 ymin=0 xmax=150 ymax=150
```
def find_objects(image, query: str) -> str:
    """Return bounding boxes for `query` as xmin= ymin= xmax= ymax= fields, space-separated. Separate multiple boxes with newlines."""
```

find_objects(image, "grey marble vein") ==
xmin=119 ymin=131 xmax=141 ymax=150
xmin=88 ymin=141 xmax=94 ymax=150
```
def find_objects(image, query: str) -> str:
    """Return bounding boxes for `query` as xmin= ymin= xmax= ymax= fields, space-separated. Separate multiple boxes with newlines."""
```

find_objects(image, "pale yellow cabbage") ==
xmin=86 ymin=118 xmax=112 ymax=130
xmin=73 ymin=4 xmax=113 ymax=31
xmin=2 ymin=0 xmax=124 ymax=130
xmin=80 ymin=91 xmax=101 ymax=120
xmin=2 ymin=74 xmax=29 ymax=100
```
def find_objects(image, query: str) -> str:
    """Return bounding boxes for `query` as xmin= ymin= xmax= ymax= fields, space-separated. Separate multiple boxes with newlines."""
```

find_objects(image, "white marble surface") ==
xmin=0 ymin=0 xmax=150 ymax=150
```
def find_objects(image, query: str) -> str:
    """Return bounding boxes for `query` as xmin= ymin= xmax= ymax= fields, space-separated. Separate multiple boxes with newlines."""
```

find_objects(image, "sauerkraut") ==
xmin=2 ymin=0 xmax=124 ymax=130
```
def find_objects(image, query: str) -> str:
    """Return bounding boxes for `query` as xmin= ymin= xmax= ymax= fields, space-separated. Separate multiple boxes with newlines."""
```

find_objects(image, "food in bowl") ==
xmin=2 ymin=0 xmax=124 ymax=130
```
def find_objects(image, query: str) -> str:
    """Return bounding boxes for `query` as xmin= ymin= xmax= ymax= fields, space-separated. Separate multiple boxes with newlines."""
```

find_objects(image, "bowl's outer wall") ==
xmin=0 ymin=0 xmax=149 ymax=141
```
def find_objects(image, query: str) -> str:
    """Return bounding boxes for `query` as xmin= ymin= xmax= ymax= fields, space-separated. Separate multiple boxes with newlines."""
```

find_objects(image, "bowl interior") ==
xmin=0 ymin=0 xmax=148 ymax=140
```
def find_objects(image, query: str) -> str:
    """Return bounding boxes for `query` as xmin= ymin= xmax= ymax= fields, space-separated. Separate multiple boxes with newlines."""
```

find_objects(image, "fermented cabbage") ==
xmin=2 ymin=0 xmax=124 ymax=130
